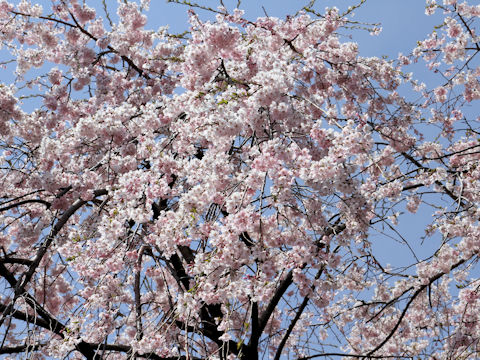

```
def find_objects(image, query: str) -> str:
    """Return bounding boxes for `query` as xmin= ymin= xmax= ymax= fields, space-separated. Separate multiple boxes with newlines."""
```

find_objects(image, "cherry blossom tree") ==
xmin=1 ymin=0 xmax=480 ymax=358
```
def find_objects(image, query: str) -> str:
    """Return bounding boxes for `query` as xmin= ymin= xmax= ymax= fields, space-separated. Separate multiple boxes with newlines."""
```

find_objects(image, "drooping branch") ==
xmin=366 ymin=257 xmax=468 ymax=357
xmin=0 ymin=302 xmax=50 ymax=330
xmin=0 ymin=259 xmax=199 ymax=359
xmin=13 ymin=189 xmax=108 ymax=298
xmin=0 ymin=190 xmax=107 ymax=331
xmin=401 ymin=152 xmax=467 ymax=206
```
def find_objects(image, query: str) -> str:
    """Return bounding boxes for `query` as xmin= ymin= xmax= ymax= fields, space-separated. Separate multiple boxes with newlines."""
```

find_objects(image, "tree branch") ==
xmin=0 ymin=199 xmax=51 ymax=213
xmin=366 ymin=257 xmax=468 ymax=357
xmin=257 ymin=269 xmax=293 ymax=335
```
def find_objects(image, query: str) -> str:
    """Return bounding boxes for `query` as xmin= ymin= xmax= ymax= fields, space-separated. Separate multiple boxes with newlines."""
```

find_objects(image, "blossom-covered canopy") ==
xmin=1 ymin=0 xmax=480 ymax=359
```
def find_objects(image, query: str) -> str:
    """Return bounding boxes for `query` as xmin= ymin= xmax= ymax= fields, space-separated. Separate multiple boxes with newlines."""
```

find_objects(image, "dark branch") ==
xmin=257 ymin=270 xmax=293 ymax=335
xmin=0 ymin=343 xmax=46 ymax=354
xmin=0 ymin=199 xmax=51 ymax=213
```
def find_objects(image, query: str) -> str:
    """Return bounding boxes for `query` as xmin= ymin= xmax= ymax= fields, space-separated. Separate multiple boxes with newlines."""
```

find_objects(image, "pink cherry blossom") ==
xmin=0 ymin=1 xmax=480 ymax=359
